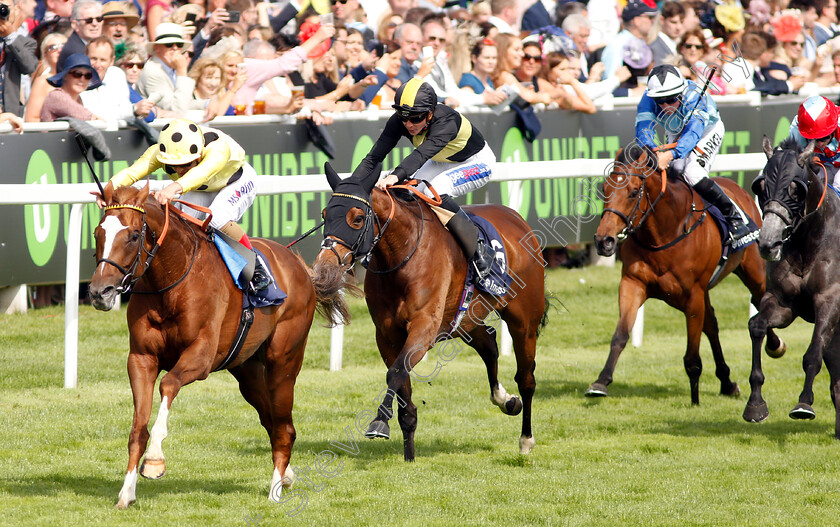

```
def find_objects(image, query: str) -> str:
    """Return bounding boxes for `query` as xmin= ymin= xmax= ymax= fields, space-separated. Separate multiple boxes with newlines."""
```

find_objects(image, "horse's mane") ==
xmin=777 ymin=137 xmax=802 ymax=153
xmin=618 ymin=143 xmax=660 ymax=173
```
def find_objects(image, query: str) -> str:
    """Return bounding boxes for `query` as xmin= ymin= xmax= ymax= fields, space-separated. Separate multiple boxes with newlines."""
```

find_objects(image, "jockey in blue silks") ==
xmin=634 ymin=64 xmax=750 ymax=241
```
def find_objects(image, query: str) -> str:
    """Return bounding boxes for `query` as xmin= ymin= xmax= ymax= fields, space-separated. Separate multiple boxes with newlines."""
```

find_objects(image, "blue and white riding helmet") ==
xmin=646 ymin=64 xmax=687 ymax=99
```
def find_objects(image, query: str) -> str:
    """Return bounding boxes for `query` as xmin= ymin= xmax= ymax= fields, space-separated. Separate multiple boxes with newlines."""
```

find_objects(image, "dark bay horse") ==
xmin=744 ymin=137 xmax=840 ymax=438
xmin=88 ymin=183 xmax=318 ymax=508
xmin=311 ymin=163 xmax=548 ymax=460
xmin=591 ymin=142 xmax=782 ymax=405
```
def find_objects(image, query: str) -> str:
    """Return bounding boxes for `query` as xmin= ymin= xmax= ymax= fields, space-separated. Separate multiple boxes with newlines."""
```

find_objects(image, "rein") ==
xmin=97 ymin=199 xmax=211 ymax=294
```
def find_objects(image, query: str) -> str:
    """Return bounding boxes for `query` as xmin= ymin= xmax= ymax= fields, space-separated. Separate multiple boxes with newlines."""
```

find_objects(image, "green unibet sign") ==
xmin=24 ymin=150 xmax=59 ymax=267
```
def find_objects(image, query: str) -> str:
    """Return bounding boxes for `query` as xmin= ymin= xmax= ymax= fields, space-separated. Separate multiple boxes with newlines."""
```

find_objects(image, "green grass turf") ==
xmin=1 ymin=265 xmax=838 ymax=526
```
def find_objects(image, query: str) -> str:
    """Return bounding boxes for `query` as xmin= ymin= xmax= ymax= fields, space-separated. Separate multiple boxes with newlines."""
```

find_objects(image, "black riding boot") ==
xmin=249 ymin=255 xmax=272 ymax=292
xmin=447 ymin=209 xmax=496 ymax=280
xmin=693 ymin=177 xmax=751 ymax=240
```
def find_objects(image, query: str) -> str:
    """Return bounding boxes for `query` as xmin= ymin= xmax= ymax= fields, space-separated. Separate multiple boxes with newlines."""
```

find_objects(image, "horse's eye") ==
xmin=629 ymin=188 xmax=639 ymax=199
xmin=130 ymin=231 xmax=140 ymax=242
xmin=353 ymin=214 xmax=364 ymax=224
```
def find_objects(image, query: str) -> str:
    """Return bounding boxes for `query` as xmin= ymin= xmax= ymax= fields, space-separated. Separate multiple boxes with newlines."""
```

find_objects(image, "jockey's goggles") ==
xmin=654 ymin=95 xmax=680 ymax=105
xmin=816 ymin=132 xmax=834 ymax=143
xmin=396 ymin=110 xmax=429 ymax=123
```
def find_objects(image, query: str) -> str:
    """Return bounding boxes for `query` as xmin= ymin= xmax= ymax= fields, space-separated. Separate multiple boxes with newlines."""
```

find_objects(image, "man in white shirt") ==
xmin=488 ymin=0 xmax=519 ymax=35
xmin=81 ymin=36 xmax=154 ymax=129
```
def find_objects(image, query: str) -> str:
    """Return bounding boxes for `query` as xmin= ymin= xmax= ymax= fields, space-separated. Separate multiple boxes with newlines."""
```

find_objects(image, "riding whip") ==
xmin=74 ymin=133 xmax=106 ymax=197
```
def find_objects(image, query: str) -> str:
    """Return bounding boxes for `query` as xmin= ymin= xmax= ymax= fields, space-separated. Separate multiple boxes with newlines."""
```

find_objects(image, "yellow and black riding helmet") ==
xmin=392 ymin=78 xmax=437 ymax=120
xmin=157 ymin=118 xmax=204 ymax=165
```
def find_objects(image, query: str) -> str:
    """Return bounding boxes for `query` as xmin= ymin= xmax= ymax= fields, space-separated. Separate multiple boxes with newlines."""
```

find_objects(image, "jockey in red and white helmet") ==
xmin=789 ymin=96 xmax=840 ymax=169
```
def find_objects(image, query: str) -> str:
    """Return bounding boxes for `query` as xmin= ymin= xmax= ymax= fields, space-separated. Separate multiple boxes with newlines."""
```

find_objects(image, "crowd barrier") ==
xmin=1 ymin=153 xmax=768 ymax=388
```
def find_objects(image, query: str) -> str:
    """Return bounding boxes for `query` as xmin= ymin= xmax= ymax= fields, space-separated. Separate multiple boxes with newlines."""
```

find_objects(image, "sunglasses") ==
xmin=816 ymin=133 xmax=834 ymax=142
xmin=76 ymin=16 xmax=104 ymax=24
xmin=68 ymin=70 xmax=93 ymax=80
xmin=121 ymin=61 xmax=144 ymax=69
xmin=164 ymin=42 xmax=185 ymax=49
xmin=682 ymin=43 xmax=703 ymax=50
xmin=655 ymin=95 xmax=680 ymax=105
xmin=47 ymin=44 xmax=63 ymax=52
xmin=787 ymin=41 xmax=805 ymax=47
xmin=523 ymin=53 xmax=541 ymax=62
xmin=332 ymin=0 xmax=348 ymax=4
xmin=397 ymin=112 xmax=428 ymax=123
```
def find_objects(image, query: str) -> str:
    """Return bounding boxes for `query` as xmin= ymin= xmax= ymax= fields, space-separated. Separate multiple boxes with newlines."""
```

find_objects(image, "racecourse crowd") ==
xmin=2 ymin=0 xmax=840 ymax=132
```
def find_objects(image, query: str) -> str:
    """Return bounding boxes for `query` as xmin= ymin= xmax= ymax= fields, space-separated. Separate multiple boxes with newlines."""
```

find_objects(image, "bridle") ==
xmin=96 ymin=200 xmax=205 ymax=294
xmin=760 ymin=154 xmax=829 ymax=244
xmin=321 ymin=180 xmax=441 ymax=274
xmin=601 ymin=165 xmax=668 ymax=241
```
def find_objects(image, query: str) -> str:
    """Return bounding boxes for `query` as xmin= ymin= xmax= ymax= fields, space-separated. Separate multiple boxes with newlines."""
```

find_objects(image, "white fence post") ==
xmin=64 ymin=203 xmax=83 ymax=389
xmin=330 ymin=324 xmax=344 ymax=371
xmin=631 ymin=304 xmax=644 ymax=348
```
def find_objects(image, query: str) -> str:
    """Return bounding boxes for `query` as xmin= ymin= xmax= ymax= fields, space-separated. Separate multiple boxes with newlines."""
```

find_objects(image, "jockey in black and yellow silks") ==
xmin=353 ymin=78 xmax=498 ymax=280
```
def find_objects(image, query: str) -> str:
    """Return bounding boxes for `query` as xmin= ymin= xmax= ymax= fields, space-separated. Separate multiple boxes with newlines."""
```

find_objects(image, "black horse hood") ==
xmin=754 ymin=140 xmax=809 ymax=215
xmin=322 ymin=162 xmax=382 ymax=260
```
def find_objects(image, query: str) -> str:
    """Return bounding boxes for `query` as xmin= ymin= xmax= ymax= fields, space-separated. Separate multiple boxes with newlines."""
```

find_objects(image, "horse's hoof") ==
xmin=519 ymin=435 xmax=535 ymax=454
xmin=766 ymin=339 xmax=787 ymax=359
xmin=505 ymin=395 xmax=523 ymax=416
xmin=139 ymin=458 xmax=166 ymax=479
xmin=789 ymin=403 xmax=816 ymax=420
xmin=585 ymin=383 xmax=608 ymax=397
xmin=114 ymin=498 xmax=135 ymax=510
xmin=364 ymin=419 xmax=390 ymax=439
xmin=743 ymin=401 xmax=769 ymax=423
xmin=722 ymin=382 xmax=741 ymax=397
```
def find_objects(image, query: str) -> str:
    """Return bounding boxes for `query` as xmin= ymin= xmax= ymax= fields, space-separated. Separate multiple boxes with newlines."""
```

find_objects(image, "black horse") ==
xmin=745 ymin=136 xmax=840 ymax=439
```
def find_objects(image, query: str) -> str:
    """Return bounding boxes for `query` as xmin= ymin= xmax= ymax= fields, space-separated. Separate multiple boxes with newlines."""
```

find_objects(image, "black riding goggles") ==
xmin=654 ymin=95 xmax=680 ymax=105
xmin=396 ymin=110 xmax=429 ymax=123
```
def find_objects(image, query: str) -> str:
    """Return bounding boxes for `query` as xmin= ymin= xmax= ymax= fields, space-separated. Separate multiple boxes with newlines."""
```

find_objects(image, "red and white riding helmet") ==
xmin=797 ymin=96 xmax=840 ymax=139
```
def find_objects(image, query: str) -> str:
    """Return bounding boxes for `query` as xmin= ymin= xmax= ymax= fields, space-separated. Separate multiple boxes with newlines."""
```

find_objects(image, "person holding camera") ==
xmin=0 ymin=0 xmax=37 ymax=117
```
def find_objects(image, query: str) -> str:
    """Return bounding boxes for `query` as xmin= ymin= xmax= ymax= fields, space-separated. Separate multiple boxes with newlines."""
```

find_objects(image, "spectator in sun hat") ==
xmin=772 ymin=9 xmax=813 ymax=73
xmin=41 ymin=52 xmax=103 ymax=122
xmin=599 ymin=0 xmax=657 ymax=80
xmin=613 ymin=35 xmax=652 ymax=97
xmin=101 ymin=1 xmax=140 ymax=44
xmin=708 ymin=1 xmax=745 ymax=54
xmin=135 ymin=21 xmax=194 ymax=114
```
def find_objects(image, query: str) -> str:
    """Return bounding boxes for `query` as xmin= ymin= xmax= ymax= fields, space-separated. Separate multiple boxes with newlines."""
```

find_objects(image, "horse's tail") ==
xmin=537 ymin=290 xmax=562 ymax=338
xmin=307 ymin=260 xmax=363 ymax=327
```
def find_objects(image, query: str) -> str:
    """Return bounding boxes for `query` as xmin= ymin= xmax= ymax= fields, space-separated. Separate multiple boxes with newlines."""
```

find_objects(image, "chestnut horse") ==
xmin=311 ymin=163 xmax=548 ymax=460
xmin=591 ymin=142 xmax=782 ymax=405
xmin=745 ymin=137 xmax=840 ymax=438
xmin=88 ymin=183 xmax=318 ymax=508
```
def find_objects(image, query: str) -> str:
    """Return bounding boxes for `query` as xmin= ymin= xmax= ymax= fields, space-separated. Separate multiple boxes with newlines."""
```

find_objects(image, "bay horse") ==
xmin=744 ymin=137 xmax=840 ymax=438
xmin=591 ymin=141 xmax=783 ymax=405
xmin=88 ymin=183 xmax=319 ymax=508
xmin=311 ymin=162 xmax=548 ymax=460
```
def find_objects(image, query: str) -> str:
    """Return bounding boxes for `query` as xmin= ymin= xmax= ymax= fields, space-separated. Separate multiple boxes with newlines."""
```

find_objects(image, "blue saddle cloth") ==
xmin=466 ymin=213 xmax=512 ymax=296
xmin=704 ymin=202 xmax=760 ymax=254
xmin=213 ymin=235 xmax=287 ymax=309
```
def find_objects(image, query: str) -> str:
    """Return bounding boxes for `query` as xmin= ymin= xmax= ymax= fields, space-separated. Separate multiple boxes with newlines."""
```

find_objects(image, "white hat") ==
xmin=146 ymin=22 xmax=189 ymax=54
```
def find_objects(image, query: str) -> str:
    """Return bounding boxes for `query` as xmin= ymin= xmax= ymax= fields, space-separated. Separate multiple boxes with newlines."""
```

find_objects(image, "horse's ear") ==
xmin=798 ymin=141 xmax=815 ymax=168
xmin=137 ymin=180 xmax=150 ymax=203
xmin=358 ymin=162 xmax=383 ymax=193
xmin=324 ymin=162 xmax=341 ymax=190
xmin=103 ymin=180 xmax=114 ymax=204
xmin=762 ymin=135 xmax=773 ymax=160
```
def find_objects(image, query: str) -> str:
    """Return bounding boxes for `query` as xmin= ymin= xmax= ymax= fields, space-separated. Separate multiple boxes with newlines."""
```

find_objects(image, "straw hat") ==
xmin=146 ymin=22 xmax=190 ymax=54
xmin=102 ymin=1 xmax=140 ymax=30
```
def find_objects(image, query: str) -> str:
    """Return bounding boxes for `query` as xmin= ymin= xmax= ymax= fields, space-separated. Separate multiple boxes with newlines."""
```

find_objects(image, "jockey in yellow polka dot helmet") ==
xmin=102 ymin=118 xmax=272 ymax=292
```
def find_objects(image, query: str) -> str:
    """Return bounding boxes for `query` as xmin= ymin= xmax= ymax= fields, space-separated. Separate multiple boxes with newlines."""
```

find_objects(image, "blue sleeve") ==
xmin=634 ymin=95 xmax=658 ymax=150
xmin=458 ymin=73 xmax=485 ymax=94
xmin=128 ymin=84 xmax=156 ymax=123
xmin=672 ymin=89 xmax=707 ymax=158
xmin=358 ymin=69 xmax=389 ymax=105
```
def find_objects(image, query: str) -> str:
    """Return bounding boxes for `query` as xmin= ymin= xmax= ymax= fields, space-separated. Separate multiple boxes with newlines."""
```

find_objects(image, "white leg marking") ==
xmin=116 ymin=468 xmax=137 ymax=509
xmin=491 ymin=383 xmax=511 ymax=408
xmin=146 ymin=396 xmax=169 ymax=460
xmin=98 ymin=216 xmax=128 ymax=272
xmin=268 ymin=465 xmax=297 ymax=502
xmin=519 ymin=435 xmax=535 ymax=454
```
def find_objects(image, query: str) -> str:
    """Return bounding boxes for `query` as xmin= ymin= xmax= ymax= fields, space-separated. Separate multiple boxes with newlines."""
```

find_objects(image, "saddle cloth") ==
xmin=466 ymin=213 xmax=512 ymax=296
xmin=704 ymin=200 xmax=760 ymax=287
xmin=213 ymin=235 xmax=287 ymax=309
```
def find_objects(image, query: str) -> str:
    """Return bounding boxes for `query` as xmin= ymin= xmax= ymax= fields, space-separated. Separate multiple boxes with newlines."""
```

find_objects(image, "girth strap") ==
xmin=213 ymin=307 xmax=255 ymax=372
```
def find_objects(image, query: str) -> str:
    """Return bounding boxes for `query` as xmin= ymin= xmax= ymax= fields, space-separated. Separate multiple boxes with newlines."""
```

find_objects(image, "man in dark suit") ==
xmin=0 ymin=0 xmax=38 ymax=116
xmin=521 ymin=0 xmax=553 ymax=32
xmin=57 ymin=0 xmax=101 ymax=72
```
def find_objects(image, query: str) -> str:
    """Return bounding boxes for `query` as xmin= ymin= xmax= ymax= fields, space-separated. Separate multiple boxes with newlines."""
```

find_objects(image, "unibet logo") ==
xmin=24 ymin=150 xmax=59 ymax=267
